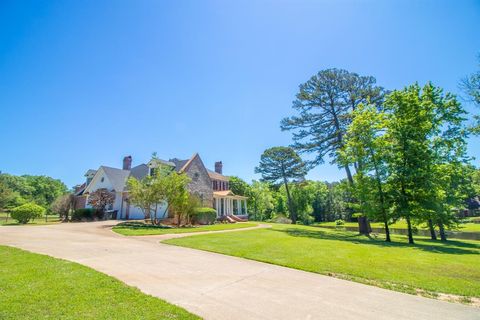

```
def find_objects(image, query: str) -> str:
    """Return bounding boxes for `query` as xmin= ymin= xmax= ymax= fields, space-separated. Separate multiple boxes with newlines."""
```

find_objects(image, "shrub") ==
xmin=335 ymin=219 xmax=345 ymax=226
xmin=301 ymin=215 xmax=315 ymax=226
xmin=267 ymin=214 xmax=292 ymax=224
xmin=72 ymin=208 xmax=96 ymax=221
xmin=191 ymin=207 xmax=217 ymax=225
xmin=116 ymin=221 xmax=173 ymax=229
xmin=10 ymin=203 xmax=45 ymax=224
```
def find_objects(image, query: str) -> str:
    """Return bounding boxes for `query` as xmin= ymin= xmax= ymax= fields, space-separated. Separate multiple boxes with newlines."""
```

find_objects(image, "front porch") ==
xmin=213 ymin=190 xmax=248 ymax=218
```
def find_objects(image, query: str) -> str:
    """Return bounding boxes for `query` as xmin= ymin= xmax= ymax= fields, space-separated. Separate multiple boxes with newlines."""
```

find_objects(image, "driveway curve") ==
xmin=0 ymin=221 xmax=477 ymax=320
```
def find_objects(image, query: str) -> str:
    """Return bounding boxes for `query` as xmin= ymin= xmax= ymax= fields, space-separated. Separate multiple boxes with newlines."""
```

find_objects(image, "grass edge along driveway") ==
xmin=112 ymin=221 xmax=258 ymax=236
xmin=164 ymin=223 xmax=480 ymax=304
xmin=0 ymin=245 xmax=199 ymax=320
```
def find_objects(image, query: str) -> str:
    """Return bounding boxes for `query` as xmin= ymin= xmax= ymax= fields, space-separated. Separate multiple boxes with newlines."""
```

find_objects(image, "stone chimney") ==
xmin=123 ymin=156 xmax=132 ymax=170
xmin=215 ymin=161 xmax=223 ymax=174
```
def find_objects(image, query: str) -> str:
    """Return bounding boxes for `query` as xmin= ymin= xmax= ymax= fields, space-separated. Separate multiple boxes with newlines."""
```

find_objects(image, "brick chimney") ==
xmin=123 ymin=156 xmax=132 ymax=170
xmin=214 ymin=161 xmax=223 ymax=174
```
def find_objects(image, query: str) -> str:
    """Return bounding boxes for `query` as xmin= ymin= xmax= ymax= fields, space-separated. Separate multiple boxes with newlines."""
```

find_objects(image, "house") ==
xmin=74 ymin=153 xmax=248 ymax=220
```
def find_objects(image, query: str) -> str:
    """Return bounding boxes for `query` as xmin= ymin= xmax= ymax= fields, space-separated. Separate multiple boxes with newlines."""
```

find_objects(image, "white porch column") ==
xmin=238 ymin=199 xmax=242 ymax=215
xmin=244 ymin=199 xmax=248 ymax=215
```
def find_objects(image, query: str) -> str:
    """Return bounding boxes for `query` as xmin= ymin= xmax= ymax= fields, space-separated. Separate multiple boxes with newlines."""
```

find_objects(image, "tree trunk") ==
xmin=405 ymin=215 xmax=414 ymax=244
xmin=370 ymin=151 xmax=390 ymax=242
xmin=438 ymin=222 xmax=447 ymax=241
xmin=358 ymin=216 xmax=371 ymax=235
xmin=384 ymin=220 xmax=391 ymax=242
xmin=344 ymin=165 xmax=354 ymax=185
xmin=428 ymin=219 xmax=437 ymax=240
xmin=283 ymin=179 xmax=296 ymax=224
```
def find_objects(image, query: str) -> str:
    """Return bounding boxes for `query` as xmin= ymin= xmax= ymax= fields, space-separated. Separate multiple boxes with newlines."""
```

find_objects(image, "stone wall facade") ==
xmin=184 ymin=155 xmax=214 ymax=207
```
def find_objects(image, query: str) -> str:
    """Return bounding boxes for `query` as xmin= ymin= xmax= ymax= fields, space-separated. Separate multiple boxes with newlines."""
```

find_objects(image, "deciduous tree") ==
xmin=342 ymin=104 xmax=392 ymax=240
xmin=87 ymin=188 xmax=115 ymax=215
xmin=51 ymin=194 xmax=75 ymax=221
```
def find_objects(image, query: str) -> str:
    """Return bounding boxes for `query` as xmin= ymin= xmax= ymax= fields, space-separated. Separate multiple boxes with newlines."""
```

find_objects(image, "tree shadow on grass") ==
xmin=270 ymin=227 xmax=480 ymax=255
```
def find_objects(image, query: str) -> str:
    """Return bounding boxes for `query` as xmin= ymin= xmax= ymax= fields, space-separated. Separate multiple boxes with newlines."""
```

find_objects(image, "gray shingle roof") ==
xmin=84 ymin=169 xmax=97 ymax=176
xmin=101 ymin=166 xmax=131 ymax=192
xmin=169 ymin=158 xmax=189 ymax=172
xmin=130 ymin=164 xmax=149 ymax=180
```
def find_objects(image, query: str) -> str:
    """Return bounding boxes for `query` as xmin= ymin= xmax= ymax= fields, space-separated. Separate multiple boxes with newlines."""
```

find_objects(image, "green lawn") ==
xmin=0 ymin=212 xmax=61 ymax=226
xmin=164 ymin=224 xmax=480 ymax=298
xmin=0 ymin=245 xmax=199 ymax=320
xmin=112 ymin=222 xmax=258 ymax=236
xmin=315 ymin=220 xmax=480 ymax=233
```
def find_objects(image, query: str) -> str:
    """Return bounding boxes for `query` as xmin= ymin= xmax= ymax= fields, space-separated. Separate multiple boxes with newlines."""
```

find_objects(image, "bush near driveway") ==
xmin=113 ymin=221 xmax=258 ymax=236
xmin=71 ymin=208 xmax=104 ymax=221
xmin=10 ymin=203 xmax=45 ymax=224
xmin=191 ymin=207 xmax=217 ymax=225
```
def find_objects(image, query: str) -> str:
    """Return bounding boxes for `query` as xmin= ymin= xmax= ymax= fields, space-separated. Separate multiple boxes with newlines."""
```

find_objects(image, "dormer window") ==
xmin=101 ymin=177 xmax=105 ymax=183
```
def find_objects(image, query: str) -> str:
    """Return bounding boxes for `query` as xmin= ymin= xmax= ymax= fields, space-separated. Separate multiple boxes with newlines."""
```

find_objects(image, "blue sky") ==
xmin=0 ymin=0 xmax=479 ymax=188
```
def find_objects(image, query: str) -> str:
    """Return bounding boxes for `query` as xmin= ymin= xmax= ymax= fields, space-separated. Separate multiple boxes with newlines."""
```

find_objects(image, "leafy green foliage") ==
xmin=127 ymin=157 xmax=191 ymax=225
xmin=229 ymin=176 xmax=251 ymax=196
xmin=0 ymin=174 xmax=67 ymax=209
xmin=281 ymin=68 xmax=385 ymax=183
xmin=10 ymin=203 xmax=45 ymax=224
xmin=0 ymin=180 xmax=16 ymax=210
xmin=341 ymin=103 xmax=393 ymax=240
xmin=50 ymin=194 xmax=74 ymax=221
xmin=248 ymin=180 xmax=275 ymax=221
xmin=191 ymin=207 xmax=217 ymax=225
xmin=255 ymin=146 xmax=307 ymax=223
xmin=383 ymin=83 xmax=469 ymax=243
xmin=71 ymin=208 xmax=97 ymax=221
xmin=113 ymin=222 xmax=257 ymax=236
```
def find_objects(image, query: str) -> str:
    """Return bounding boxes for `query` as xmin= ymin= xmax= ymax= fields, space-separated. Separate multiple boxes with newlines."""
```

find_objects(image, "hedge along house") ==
xmin=73 ymin=153 xmax=248 ymax=220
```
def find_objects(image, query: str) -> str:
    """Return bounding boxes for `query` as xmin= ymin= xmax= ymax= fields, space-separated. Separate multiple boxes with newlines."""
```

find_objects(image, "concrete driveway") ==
xmin=0 ymin=221 xmax=478 ymax=320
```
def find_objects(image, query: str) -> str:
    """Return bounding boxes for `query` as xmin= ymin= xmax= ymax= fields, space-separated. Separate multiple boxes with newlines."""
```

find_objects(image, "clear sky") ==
xmin=0 ymin=0 xmax=479 ymax=188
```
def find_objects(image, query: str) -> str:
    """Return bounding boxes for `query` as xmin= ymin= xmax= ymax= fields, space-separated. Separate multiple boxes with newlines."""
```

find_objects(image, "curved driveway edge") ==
xmin=123 ymin=223 xmax=271 ymax=242
xmin=0 ymin=222 xmax=478 ymax=320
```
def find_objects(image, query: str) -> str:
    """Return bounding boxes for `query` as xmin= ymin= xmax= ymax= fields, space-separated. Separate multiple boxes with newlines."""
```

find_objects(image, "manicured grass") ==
xmin=0 ymin=212 xmax=61 ymax=226
xmin=315 ymin=220 xmax=480 ymax=233
xmin=113 ymin=222 xmax=258 ymax=236
xmin=0 ymin=245 xmax=199 ymax=320
xmin=164 ymin=223 xmax=480 ymax=298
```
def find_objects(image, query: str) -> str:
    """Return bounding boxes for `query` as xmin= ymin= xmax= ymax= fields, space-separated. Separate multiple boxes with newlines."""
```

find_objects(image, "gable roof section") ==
xmin=177 ymin=153 xmax=213 ymax=183
xmin=74 ymin=183 xmax=87 ymax=196
xmin=102 ymin=166 xmax=131 ymax=192
xmin=84 ymin=169 xmax=97 ymax=177
xmin=177 ymin=153 xmax=199 ymax=173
